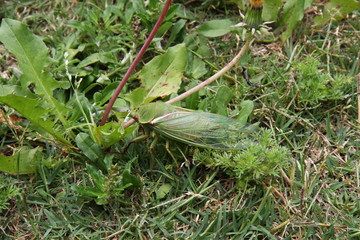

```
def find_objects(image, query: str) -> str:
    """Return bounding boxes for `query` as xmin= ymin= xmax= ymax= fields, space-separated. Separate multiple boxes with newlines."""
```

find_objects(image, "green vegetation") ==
xmin=0 ymin=0 xmax=359 ymax=239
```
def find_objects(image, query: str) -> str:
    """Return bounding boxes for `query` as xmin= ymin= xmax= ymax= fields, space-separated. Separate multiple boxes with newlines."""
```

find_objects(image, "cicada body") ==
xmin=137 ymin=102 xmax=257 ymax=150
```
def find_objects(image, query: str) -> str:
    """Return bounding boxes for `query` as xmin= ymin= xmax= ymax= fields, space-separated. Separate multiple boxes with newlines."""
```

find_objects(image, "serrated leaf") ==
xmin=126 ymin=44 xmax=187 ymax=106
xmin=197 ymin=19 xmax=234 ymax=37
xmin=0 ymin=85 xmax=35 ymax=97
xmin=0 ymin=95 xmax=70 ymax=144
xmin=0 ymin=19 xmax=69 ymax=124
xmin=313 ymin=0 xmax=360 ymax=27
xmin=0 ymin=147 xmax=41 ymax=175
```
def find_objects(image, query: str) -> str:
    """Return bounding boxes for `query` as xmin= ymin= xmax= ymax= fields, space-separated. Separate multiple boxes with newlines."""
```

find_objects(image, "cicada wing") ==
xmin=150 ymin=111 xmax=257 ymax=149
xmin=137 ymin=102 xmax=193 ymax=123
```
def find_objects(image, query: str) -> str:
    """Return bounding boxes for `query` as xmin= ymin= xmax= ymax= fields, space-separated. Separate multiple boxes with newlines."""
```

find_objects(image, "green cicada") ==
xmin=135 ymin=102 xmax=257 ymax=150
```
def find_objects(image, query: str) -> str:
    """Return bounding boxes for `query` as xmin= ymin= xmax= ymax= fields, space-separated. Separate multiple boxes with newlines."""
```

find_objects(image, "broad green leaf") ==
xmin=191 ymin=57 xmax=208 ymax=79
xmin=123 ymin=88 xmax=148 ymax=108
xmin=262 ymin=0 xmax=282 ymax=22
xmin=0 ymin=85 xmax=36 ymax=98
xmin=280 ymin=0 xmax=305 ymax=42
xmin=0 ymin=95 xmax=70 ymax=144
xmin=0 ymin=147 xmax=41 ymax=174
xmin=313 ymin=0 xmax=360 ymax=27
xmin=140 ymin=44 xmax=187 ymax=102
xmin=75 ymin=133 xmax=105 ymax=163
xmin=197 ymin=19 xmax=234 ymax=37
xmin=0 ymin=19 xmax=69 ymax=125
xmin=126 ymin=44 xmax=187 ymax=105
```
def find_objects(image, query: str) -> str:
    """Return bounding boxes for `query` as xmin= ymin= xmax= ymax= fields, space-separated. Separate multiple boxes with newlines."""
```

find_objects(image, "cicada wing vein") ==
xmin=150 ymin=111 xmax=256 ymax=150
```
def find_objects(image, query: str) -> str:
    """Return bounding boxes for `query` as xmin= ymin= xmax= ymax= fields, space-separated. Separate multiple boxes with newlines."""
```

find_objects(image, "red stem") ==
xmin=99 ymin=0 xmax=173 ymax=126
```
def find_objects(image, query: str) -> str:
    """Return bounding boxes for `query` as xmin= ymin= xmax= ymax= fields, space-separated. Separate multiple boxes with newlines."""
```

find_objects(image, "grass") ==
xmin=1 ymin=0 xmax=359 ymax=239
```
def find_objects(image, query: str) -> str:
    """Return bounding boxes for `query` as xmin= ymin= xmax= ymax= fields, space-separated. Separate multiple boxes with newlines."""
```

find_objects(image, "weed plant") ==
xmin=0 ymin=0 xmax=359 ymax=239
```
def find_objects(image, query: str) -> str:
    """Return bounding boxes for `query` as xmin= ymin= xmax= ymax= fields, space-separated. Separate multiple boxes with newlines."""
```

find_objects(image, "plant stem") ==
xmin=99 ymin=0 xmax=173 ymax=126
xmin=123 ymin=37 xmax=253 ymax=129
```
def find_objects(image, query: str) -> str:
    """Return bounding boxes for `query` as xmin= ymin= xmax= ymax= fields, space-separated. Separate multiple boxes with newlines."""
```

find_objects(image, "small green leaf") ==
xmin=74 ymin=185 xmax=108 ymax=204
xmin=197 ymin=19 xmax=234 ymax=37
xmin=77 ymin=52 xmax=116 ymax=68
xmin=237 ymin=100 xmax=254 ymax=126
xmin=262 ymin=0 xmax=282 ymax=21
xmin=156 ymin=184 xmax=172 ymax=199
xmin=165 ymin=19 xmax=187 ymax=48
xmin=86 ymin=164 xmax=105 ymax=191
xmin=126 ymin=44 xmax=187 ymax=105
xmin=95 ymin=122 xmax=133 ymax=148
xmin=185 ymin=81 xmax=200 ymax=110
xmin=43 ymin=209 xmax=61 ymax=227
xmin=210 ymin=86 xmax=233 ymax=115
xmin=0 ymin=147 xmax=41 ymax=175
xmin=280 ymin=0 xmax=305 ymax=42
xmin=75 ymin=133 xmax=105 ymax=162
xmin=123 ymin=88 xmax=148 ymax=108
xmin=122 ymin=169 xmax=142 ymax=189
xmin=191 ymin=57 xmax=208 ymax=79
xmin=140 ymin=44 xmax=187 ymax=102
xmin=313 ymin=0 xmax=360 ymax=27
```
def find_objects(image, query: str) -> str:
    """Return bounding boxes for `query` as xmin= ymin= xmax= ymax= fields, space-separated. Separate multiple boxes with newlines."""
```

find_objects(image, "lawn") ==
xmin=0 ymin=0 xmax=359 ymax=239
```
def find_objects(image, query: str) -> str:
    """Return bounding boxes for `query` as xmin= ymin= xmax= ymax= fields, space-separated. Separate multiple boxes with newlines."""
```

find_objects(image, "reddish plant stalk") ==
xmin=99 ymin=0 xmax=173 ymax=126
